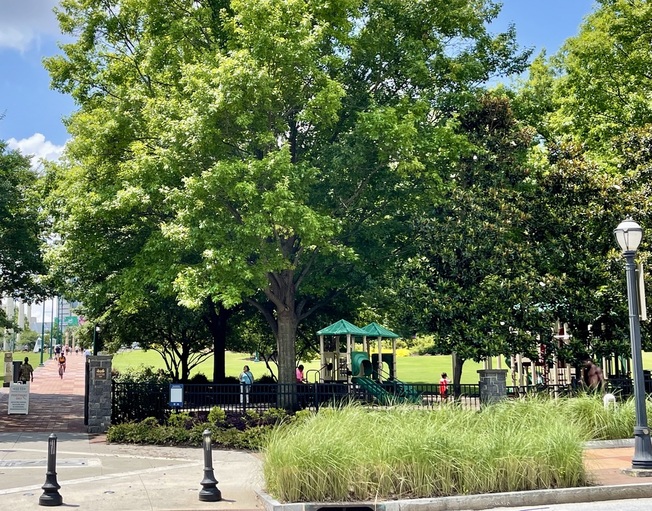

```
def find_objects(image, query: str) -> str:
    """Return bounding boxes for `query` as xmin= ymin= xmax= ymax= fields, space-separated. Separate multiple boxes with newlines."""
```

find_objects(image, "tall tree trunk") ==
xmin=181 ymin=342 xmax=190 ymax=382
xmin=452 ymin=351 xmax=465 ymax=400
xmin=276 ymin=307 xmax=298 ymax=409
xmin=276 ymin=307 xmax=298 ymax=384
xmin=264 ymin=267 xmax=299 ymax=409
xmin=203 ymin=299 xmax=232 ymax=383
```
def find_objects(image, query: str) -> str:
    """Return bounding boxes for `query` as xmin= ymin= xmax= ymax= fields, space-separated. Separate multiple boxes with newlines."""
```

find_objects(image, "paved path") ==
xmin=0 ymin=351 xmax=86 ymax=432
xmin=0 ymin=354 xmax=263 ymax=510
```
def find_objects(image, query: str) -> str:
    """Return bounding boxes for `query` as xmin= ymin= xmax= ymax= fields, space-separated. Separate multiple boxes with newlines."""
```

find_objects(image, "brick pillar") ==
xmin=86 ymin=355 xmax=113 ymax=433
xmin=478 ymin=369 xmax=508 ymax=407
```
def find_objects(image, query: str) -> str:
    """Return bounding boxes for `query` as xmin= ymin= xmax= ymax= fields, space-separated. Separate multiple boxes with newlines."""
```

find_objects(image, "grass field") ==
xmin=109 ymin=349 xmax=483 ymax=384
xmin=4 ymin=349 xmax=652 ymax=385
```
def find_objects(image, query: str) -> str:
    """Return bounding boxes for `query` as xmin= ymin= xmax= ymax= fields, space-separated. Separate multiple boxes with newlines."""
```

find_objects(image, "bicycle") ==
xmin=58 ymin=363 xmax=64 ymax=379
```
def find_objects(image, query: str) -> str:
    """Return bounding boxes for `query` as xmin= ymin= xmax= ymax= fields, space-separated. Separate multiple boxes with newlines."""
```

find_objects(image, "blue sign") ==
xmin=169 ymin=384 xmax=184 ymax=407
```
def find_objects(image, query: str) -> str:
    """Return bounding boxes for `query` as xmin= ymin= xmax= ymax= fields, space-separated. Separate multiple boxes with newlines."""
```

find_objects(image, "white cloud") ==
xmin=8 ymin=133 xmax=65 ymax=169
xmin=0 ymin=1 xmax=62 ymax=52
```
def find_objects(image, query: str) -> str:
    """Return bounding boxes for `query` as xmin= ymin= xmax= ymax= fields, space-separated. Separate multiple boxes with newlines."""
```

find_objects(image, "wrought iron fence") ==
xmin=111 ymin=381 xmax=483 ymax=424
xmin=506 ymin=384 xmax=577 ymax=399
xmin=111 ymin=377 xmax=652 ymax=425
xmin=605 ymin=377 xmax=652 ymax=398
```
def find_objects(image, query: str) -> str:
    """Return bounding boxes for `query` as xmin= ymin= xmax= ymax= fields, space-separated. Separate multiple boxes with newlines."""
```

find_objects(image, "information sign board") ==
xmin=8 ymin=383 xmax=29 ymax=415
xmin=169 ymin=384 xmax=184 ymax=407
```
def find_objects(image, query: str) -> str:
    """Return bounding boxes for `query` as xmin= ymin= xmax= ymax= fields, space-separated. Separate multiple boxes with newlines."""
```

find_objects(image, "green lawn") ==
xmin=110 ymin=349 xmax=484 ymax=383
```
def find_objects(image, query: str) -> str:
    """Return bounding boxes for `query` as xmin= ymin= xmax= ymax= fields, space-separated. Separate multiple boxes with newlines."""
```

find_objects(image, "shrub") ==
xmin=167 ymin=411 xmax=195 ymax=429
xmin=188 ymin=373 xmax=209 ymax=384
xmin=256 ymin=374 xmax=276 ymax=384
xmin=207 ymin=406 xmax=227 ymax=426
xmin=113 ymin=365 xmax=171 ymax=384
xmin=106 ymin=409 xmax=286 ymax=450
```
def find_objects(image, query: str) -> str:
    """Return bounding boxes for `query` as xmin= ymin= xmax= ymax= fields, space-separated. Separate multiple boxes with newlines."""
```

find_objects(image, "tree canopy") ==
xmin=38 ymin=0 xmax=652 ymax=392
xmin=44 ymin=0 xmax=529 ymax=392
xmin=0 ymin=139 xmax=46 ymax=316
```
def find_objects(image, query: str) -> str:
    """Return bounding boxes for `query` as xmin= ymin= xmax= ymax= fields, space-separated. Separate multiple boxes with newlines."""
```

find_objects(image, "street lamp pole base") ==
xmin=632 ymin=426 xmax=652 ymax=470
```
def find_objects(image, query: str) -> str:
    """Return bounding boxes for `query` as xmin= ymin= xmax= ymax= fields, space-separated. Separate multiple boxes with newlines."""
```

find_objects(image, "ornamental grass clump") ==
xmin=556 ymin=393 xmax=637 ymax=440
xmin=263 ymin=401 xmax=588 ymax=503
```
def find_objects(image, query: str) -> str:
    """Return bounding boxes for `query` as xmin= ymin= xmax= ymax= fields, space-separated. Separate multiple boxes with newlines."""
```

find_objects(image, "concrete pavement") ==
xmin=0 ymin=352 xmax=263 ymax=510
xmin=3 ymin=352 xmax=652 ymax=510
xmin=0 ymin=432 xmax=263 ymax=511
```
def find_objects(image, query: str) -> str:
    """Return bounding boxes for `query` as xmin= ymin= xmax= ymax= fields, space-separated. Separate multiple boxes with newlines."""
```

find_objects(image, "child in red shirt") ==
xmin=439 ymin=372 xmax=450 ymax=401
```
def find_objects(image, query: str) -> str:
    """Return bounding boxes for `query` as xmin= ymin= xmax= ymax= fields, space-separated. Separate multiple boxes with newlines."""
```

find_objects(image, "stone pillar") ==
xmin=3 ymin=352 xmax=13 ymax=388
xmin=478 ymin=369 xmax=508 ymax=407
xmin=86 ymin=355 xmax=113 ymax=433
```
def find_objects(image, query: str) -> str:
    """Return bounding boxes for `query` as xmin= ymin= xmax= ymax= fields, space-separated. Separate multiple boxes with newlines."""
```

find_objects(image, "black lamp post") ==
xmin=39 ymin=300 xmax=45 ymax=367
xmin=614 ymin=218 xmax=652 ymax=470
xmin=93 ymin=325 xmax=100 ymax=356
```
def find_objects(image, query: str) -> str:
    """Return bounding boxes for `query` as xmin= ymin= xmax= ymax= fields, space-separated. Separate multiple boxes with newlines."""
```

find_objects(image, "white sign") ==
xmin=8 ymin=383 xmax=30 ymax=415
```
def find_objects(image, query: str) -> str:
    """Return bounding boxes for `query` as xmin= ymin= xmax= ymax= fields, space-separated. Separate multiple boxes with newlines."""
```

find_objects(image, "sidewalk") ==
xmin=0 ymin=351 xmax=85 ymax=432
xmin=0 ymin=354 xmax=263 ymax=510
xmin=2 ymin=354 xmax=652 ymax=510
xmin=0 ymin=432 xmax=263 ymax=511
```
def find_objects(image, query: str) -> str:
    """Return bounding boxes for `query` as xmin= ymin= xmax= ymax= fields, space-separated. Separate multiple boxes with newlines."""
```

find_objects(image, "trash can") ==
xmin=13 ymin=360 xmax=22 ymax=383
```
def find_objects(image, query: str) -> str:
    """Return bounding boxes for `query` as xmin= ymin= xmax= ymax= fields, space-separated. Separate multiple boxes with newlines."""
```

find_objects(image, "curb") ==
xmin=584 ymin=438 xmax=635 ymax=449
xmin=257 ymin=482 xmax=652 ymax=511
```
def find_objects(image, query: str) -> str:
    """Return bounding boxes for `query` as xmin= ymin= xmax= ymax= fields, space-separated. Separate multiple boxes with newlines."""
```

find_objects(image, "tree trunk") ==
xmin=264 ymin=267 xmax=299 ymax=410
xmin=181 ymin=342 xmax=190 ymax=382
xmin=204 ymin=299 xmax=231 ymax=383
xmin=452 ymin=352 xmax=465 ymax=400
xmin=276 ymin=307 xmax=298 ymax=409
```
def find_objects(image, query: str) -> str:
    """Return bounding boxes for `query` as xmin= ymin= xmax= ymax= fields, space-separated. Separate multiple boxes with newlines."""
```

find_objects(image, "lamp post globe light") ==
xmin=614 ymin=218 xmax=652 ymax=470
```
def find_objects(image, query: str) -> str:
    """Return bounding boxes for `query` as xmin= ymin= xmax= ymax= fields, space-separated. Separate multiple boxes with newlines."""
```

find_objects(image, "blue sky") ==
xmin=0 ymin=0 xmax=597 ymax=165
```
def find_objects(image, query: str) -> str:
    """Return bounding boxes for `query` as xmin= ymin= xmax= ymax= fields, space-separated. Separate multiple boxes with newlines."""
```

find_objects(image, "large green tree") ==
xmin=0 ymin=139 xmax=47 ymax=328
xmin=44 ymin=0 xmax=528 ymax=397
xmin=511 ymin=0 xmax=652 ymax=364
xmin=103 ymin=295 xmax=214 ymax=382
xmin=382 ymin=94 xmax=554 ymax=388
xmin=550 ymin=0 xmax=652 ymax=152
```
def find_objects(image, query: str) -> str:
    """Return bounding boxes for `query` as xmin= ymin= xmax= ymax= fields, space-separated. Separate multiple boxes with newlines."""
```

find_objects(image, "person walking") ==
xmin=583 ymin=358 xmax=605 ymax=392
xmin=18 ymin=357 xmax=34 ymax=384
xmin=439 ymin=372 xmax=450 ymax=401
xmin=239 ymin=365 xmax=254 ymax=405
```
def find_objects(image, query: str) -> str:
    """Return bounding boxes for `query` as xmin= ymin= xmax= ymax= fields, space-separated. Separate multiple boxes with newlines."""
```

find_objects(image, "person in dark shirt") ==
xmin=19 ymin=357 xmax=34 ymax=383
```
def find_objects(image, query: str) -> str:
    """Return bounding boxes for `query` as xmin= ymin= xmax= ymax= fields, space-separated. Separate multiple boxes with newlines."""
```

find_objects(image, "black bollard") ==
xmin=198 ymin=429 xmax=221 ymax=502
xmin=39 ymin=433 xmax=63 ymax=506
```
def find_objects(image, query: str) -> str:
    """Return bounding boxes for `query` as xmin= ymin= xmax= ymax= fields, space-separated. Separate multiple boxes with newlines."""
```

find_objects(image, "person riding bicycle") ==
xmin=58 ymin=354 xmax=67 ymax=376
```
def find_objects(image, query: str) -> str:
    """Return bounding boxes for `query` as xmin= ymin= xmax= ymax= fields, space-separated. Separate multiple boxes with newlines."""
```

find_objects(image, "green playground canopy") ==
xmin=316 ymin=319 xmax=367 ymax=336
xmin=361 ymin=322 xmax=399 ymax=338
xmin=316 ymin=319 xmax=399 ymax=338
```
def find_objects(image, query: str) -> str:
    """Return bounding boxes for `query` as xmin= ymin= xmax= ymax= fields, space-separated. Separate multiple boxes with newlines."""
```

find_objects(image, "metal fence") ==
xmin=111 ymin=381 xmax=483 ymax=424
xmin=113 ymin=378 xmax=651 ymax=425
xmin=506 ymin=384 xmax=578 ymax=399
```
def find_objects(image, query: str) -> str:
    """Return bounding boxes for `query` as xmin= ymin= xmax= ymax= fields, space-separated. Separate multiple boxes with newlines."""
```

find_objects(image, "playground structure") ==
xmin=501 ymin=321 xmax=635 ymax=389
xmin=314 ymin=320 xmax=420 ymax=404
xmin=498 ymin=322 xmax=578 ymax=388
